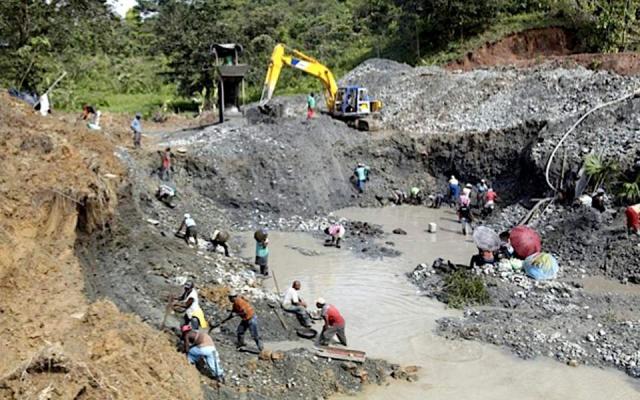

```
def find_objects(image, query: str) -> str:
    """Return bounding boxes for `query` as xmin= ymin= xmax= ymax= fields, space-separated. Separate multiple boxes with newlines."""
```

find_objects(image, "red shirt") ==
xmin=161 ymin=152 xmax=171 ymax=169
xmin=322 ymin=304 xmax=345 ymax=327
xmin=486 ymin=191 xmax=497 ymax=202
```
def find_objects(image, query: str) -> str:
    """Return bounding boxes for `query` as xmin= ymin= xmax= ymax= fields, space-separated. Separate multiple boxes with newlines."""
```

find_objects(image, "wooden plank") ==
xmin=315 ymin=346 xmax=366 ymax=363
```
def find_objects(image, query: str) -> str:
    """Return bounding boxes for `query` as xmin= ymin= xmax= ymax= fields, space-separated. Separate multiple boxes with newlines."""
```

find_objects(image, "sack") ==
xmin=523 ymin=252 xmax=558 ymax=280
xmin=254 ymin=229 xmax=268 ymax=242
xmin=472 ymin=226 xmax=501 ymax=251
xmin=510 ymin=225 xmax=542 ymax=259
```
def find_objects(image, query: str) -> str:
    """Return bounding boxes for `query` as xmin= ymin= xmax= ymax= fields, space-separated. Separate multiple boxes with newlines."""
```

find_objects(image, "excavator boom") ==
xmin=260 ymin=44 xmax=338 ymax=111
xmin=259 ymin=43 xmax=382 ymax=131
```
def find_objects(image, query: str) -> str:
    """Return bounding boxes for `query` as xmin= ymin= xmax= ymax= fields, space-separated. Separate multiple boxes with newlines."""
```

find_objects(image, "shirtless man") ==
xmin=182 ymin=325 xmax=224 ymax=382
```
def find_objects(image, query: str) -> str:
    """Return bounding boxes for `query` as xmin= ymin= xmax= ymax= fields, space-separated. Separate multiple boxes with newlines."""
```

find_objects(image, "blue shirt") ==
xmin=131 ymin=118 xmax=141 ymax=133
xmin=256 ymin=241 xmax=269 ymax=258
xmin=355 ymin=166 xmax=368 ymax=181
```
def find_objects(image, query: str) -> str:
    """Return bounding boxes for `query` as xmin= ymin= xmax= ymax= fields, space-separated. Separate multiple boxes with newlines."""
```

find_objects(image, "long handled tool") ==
xmin=270 ymin=271 xmax=288 ymax=331
xmin=161 ymin=296 xmax=175 ymax=330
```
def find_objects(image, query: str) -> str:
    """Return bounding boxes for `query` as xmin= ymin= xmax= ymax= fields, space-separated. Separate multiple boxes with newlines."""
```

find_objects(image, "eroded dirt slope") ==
xmin=0 ymin=93 xmax=202 ymax=399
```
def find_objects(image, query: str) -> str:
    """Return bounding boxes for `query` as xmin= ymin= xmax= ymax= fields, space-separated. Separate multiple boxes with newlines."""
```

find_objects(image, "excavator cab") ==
xmin=334 ymin=86 xmax=382 ymax=131
xmin=335 ymin=86 xmax=370 ymax=116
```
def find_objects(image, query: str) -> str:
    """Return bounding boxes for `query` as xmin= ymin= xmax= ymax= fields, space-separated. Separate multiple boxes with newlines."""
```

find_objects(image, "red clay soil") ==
xmin=446 ymin=27 xmax=640 ymax=76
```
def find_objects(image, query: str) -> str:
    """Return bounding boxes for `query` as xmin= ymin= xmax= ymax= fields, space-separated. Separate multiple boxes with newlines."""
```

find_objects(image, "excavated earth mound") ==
xmin=0 ymin=93 xmax=202 ymax=399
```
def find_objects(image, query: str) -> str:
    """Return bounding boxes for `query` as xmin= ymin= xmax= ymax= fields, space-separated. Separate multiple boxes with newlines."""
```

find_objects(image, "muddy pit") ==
xmin=238 ymin=207 xmax=639 ymax=399
xmin=72 ymin=60 xmax=640 ymax=398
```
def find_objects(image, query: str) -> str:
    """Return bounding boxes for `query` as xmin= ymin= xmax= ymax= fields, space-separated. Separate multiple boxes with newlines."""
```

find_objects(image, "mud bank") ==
xmin=76 ymin=181 xmax=397 ymax=399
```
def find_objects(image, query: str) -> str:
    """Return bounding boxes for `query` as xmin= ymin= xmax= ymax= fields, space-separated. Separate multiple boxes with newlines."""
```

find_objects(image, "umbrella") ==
xmin=472 ymin=226 xmax=501 ymax=251
xmin=510 ymin=225 xmax=541 ymax=259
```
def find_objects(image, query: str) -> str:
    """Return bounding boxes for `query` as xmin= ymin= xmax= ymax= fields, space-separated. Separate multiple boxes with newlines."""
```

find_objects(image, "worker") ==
xmin=429 ymin=192 xmax=444 ymax=209
xmin=469 ymin=248 xmax=496 ymax=268
xmin=482 ymin=188 xmax=498 ymax=217
xmin=307 ymin=93 xmax=316 ymax=120
xmin=458 ymin=202 xmax=474 ymax=235
xmin=209 ymin=230 xmax=230 ymax=257
xmin=173 ymin=282 xmax=208 ymax=330
xmin=476 ymin=179 xmax=488 ymax=206
xmin=448 ymin=176 xmax=460 ymax=206
xmin=592 ymin=188 xmax=606 ymax=213
xmin=131 ymin=112 xmax=142 ymax=148
xmin=409 ymin=187 xmax=423 ymax=205
xmin=158 ymin=147 xmax=173 ymax=181
xmin=282 ymin=280 xmax=312 ymax=327
xmin=354 ymin=163 xmax=370 ymax=193
xmin=459 ymin=192 xmax=471 ymax=208
xmin=626 ymin=204 xmax=640 ymax=236
xmin=80 ymin=104 xmax=96 ymax=120
xmin=390 ymin=188 xmax=406 ymax=205
xmin=79 ymin=104 xmax=101 ymax=130
xmin=316 ymin=298 xmax=347 ymax=346
xmin=324 ymin=223 xmax=345 ymax=248
xmin=462 ymin=183 xmax=473 ymax=197
xmin=255 ymin=233 xmax=269 ymax=276
xmin=155 ymin=184 xmax=176 ymax=208
xmin=219 ymin=291 xmax=263 ymax=351
xmin=181 ymin=325 xmax=224 ymax=382
xmin=498 ymin=231 xmax=514 ymax=260
xmin=176 ymin=213 xmax=198 ymax=246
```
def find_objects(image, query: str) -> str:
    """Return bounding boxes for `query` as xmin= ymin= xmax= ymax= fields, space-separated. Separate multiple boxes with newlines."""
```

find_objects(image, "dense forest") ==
xmin=1 ymin=0 xmax=638 ymax=113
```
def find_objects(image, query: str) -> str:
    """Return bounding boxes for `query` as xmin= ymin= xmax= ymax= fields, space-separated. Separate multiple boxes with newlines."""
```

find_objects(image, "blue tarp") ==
xmin=523 ymin=252 xmax=559 ymax=280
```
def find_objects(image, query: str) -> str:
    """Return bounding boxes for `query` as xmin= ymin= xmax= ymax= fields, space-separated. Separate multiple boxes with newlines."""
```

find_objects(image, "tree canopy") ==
xmin=1 ymin=0 xmax=638 ymax=112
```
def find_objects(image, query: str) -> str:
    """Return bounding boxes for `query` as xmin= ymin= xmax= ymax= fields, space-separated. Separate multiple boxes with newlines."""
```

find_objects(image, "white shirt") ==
xmin=185 ymin=289 xmax=199 ymax=318
xmin=282 ymin=287 xmax=300 ymax=307
xmin=185 ymin=217 xmax=196 ymax=227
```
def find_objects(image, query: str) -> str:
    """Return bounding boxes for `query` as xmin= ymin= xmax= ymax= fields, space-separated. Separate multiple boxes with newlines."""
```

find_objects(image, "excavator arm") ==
xmin=260 ymin=44 xmax=339 ymax=111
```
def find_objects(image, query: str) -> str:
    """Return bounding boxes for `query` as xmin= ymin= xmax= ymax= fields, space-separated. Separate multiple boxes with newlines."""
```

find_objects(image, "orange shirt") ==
xmin=232 ymin=297 xmax=254 ymax=321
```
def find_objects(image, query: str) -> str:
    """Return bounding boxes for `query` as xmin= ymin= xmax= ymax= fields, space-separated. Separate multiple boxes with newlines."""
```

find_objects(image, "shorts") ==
xmin=255 ymin=255 xmax=268 ymax=266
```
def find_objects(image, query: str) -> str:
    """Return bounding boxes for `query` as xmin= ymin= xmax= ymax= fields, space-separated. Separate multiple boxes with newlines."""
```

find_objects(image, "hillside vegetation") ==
xmin=1 ymin=0 xmax=639 ymax=113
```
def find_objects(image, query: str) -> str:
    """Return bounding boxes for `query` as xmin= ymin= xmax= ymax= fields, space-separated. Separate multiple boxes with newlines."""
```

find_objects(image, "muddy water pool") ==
xmin=240 ymin=206 xmax=639 ymax=399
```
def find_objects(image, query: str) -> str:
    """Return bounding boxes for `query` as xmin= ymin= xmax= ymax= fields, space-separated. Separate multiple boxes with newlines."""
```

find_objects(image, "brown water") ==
xmin=241 ymin=206 xmax=639 ymax=399
xmin=581 ymin=276 xmax=640 ymax=296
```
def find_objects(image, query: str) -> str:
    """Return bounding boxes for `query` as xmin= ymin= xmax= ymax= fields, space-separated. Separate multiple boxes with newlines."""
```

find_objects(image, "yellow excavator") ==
xmin=259 ymin=44 xmax=383 ymax=131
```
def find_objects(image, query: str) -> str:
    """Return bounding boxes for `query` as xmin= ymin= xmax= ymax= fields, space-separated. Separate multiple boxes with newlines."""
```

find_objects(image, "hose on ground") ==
xmin=544 ymin=88 xmax=640 ymax=192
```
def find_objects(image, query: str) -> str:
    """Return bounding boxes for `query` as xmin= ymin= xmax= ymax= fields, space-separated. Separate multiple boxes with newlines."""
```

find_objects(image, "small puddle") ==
xmin=240 ymin=206 xmax=639 ymax=399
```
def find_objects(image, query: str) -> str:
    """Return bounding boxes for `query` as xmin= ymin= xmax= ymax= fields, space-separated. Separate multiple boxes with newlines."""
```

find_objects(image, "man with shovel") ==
xmin=216 ymin=291 xmax=263 ymax=352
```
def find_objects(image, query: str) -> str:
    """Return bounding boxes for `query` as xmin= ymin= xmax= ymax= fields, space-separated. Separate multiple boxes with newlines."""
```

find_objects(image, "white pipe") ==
xmin=544 ymin=88 xmax=640 ymax=192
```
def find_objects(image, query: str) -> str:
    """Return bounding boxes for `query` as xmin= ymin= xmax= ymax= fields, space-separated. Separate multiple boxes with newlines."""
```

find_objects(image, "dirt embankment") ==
xmin=0 ymin=93 xmax=202 ymax=399
xmin=446 ymin=27 xmax=640 ymax=76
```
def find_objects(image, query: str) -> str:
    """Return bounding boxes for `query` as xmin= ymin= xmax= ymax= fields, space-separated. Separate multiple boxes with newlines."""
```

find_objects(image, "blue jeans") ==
xmin=188 ymin=345 xmax=224 ymax=378
xmin=356 ymin=179 xmax=365 ymax=192
xmin=237 ymin=316 xmax=263 ymax=351
xmin=282 ymin=304 xmax=312 ymax=327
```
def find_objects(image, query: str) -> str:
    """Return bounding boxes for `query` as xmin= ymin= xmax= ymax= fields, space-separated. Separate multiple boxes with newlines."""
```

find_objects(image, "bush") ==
xmin=443 ymin=270 xmax=490 ymax=309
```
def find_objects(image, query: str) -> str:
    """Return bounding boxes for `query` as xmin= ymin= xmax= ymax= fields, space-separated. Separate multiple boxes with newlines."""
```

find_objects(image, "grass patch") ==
xmin=443 ymin=270 xmax=490 ymax=309
xmin=422 ymin=12 xmax=567 ymax=66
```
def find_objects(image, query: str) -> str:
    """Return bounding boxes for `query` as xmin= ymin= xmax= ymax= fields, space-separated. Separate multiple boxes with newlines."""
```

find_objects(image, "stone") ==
xmin=341 ymin=361 xmax=357 ymax=371
xmin=258 ymin=350 xmax=272 ymax=361
xmin=392 ymin=228 xmax=407 ymax=235
xmin=351 ymin=368 xmax=368 ymax=383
